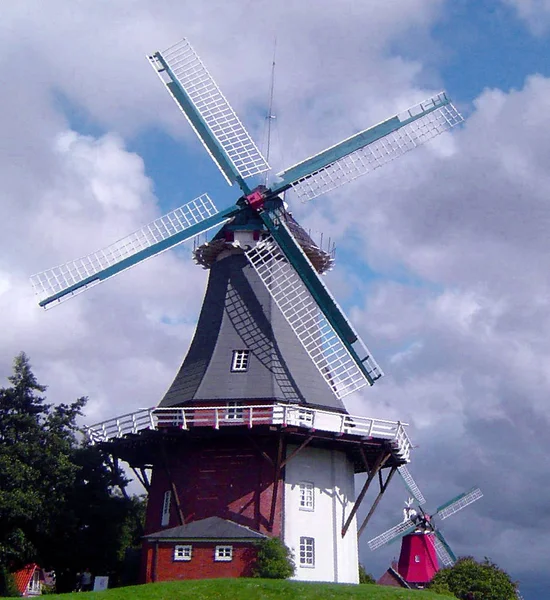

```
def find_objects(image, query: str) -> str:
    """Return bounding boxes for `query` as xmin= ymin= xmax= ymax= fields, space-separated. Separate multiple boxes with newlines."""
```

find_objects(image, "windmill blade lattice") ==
xmin=245 ymin=220 xmax=381 ymax=398
xmin=149 ymin=38 xmax=269 ymax=188
xmin=433 ymin=530 xmax=457 ymax=567
xmin=397 ymin=465 xmax=426 ymax=505
xmin=276 ymin=93 xmax=463 ymax=203
xmin=368 ymin=519 xmax=417 ymax=551
xmin=31 ymin=194 xmax=231 ymax=308
xmin=436 ymin=487 xmax=483 ymax=520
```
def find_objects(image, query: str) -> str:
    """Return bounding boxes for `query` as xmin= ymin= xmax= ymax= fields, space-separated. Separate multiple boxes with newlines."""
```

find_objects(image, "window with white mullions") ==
xmin=226 ymin=401 xmax=244 ymax=421
xmin=231 ymin=349 xmax=250 ymax=372
xmin=174 ymin=545 xmax=192 ymax=561
xmin=299 ymin=537 xmax=315 ymax=567
xmin=215 ymin=545 xmax=233 ymax=561
xmin=299 ymin=482 xmax=314 ymax=511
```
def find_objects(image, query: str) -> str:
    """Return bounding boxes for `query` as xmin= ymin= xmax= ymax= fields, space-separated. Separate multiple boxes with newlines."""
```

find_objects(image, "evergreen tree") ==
xmin=0 ymin=352 xmax=144 ymax=591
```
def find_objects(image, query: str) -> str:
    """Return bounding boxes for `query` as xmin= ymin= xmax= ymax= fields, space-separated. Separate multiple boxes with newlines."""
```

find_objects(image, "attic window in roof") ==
xmin=231 ymin=350 xmax=250 ymax=372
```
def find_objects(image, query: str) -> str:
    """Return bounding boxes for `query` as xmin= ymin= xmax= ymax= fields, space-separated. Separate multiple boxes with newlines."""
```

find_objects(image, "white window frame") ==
xmin=226 ymin=401 xmax=244 ymax=421
xmin=297 ymin=408 xmax=314 ymax=427
xmin=299 ymin=481 xmax=315 ymax=511
xmin=215 ymin=545 xmax=233 ymax=562
xmin=231 ymin=349 xmax=250 ymax=372
xmin=27 ymin=570 xmax=41 ymax=594
xmin=161 ymin=490 xmax=171 ymax=526
xmin=173 ymin=545 xmax=192 ymax=561
xmin=299 ymin=536 xmax=315 ymax=568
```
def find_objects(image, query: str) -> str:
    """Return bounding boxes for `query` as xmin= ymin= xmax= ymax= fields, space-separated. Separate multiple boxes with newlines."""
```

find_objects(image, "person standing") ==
xmin=80 ymin=568 xmax=93 ymax=592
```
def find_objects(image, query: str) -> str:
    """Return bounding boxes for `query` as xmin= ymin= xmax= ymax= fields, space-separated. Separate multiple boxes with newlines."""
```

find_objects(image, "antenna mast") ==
xmin=264 ymin=38 xmax=277 ymax=186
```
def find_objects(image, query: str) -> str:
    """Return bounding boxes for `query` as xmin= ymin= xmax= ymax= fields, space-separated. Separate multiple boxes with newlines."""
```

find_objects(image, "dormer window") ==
xmin=231 ymin=350 xmax=250 ymax=372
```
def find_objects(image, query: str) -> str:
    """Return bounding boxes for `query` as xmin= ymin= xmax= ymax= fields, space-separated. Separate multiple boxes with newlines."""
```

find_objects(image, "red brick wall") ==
xmin=143 ymin=541 xmax=258 ymax=582
xmin=144 ymin=436 xmax=284 ymax=537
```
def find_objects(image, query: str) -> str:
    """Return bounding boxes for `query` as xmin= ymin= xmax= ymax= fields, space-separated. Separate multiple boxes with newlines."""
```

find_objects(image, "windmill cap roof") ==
xmin=144 ymin=516 xmax=267 ymax=541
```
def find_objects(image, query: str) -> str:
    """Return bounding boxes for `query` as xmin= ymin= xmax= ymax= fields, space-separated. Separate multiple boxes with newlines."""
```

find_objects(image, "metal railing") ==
xmin=84 ymin=403 xmax=412 ymax=461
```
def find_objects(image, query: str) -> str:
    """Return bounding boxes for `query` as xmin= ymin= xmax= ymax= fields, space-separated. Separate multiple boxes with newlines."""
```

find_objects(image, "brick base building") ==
xmin=142 ymin=516 xmax=266 ymax=582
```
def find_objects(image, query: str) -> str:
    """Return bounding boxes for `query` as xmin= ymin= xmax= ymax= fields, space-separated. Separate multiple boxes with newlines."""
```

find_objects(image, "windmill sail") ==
xmin=245 ymin=209 xmax=382 ymax=397
xmin=433 ymin=530 xmax=457 ymax=567
xmin=274 ymin=93 xmax=463 ymax=202
xmin=31 ymin=194 xmax=236 ymax=308
xmin=398 ymin=465 xmax=426 ymax=505
xmin=436 ymin=487 xmax=483 ymax=520
xmin=149 ymin=38 xmax=269 ymax=190
xmin=368 ymin=519 xmax=417 ymax=551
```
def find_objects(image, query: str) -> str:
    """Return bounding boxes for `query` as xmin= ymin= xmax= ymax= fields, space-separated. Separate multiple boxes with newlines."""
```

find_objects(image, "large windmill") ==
xmin=370 ymin=486 xmax=483 ymax=587
xmin=31 ymin=38 xmax=463 ymax=584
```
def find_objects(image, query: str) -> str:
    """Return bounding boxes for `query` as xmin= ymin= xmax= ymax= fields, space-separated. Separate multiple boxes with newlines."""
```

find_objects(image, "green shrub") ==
xmin=0 ymin=565 xmax=20 ymax=597
xmin=252 ymin=537 xmax=295 ymax=579
xmin=358 ymin=564 xmax=375 ymax=584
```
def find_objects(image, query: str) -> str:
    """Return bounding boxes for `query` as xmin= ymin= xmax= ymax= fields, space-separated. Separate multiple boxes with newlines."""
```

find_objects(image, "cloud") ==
xmin=502 ymin=0 xmax=550 ymax=35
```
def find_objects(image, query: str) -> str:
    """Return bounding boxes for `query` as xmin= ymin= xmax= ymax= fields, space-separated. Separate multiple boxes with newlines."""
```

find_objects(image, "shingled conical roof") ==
xmin=159 ymin=240 xmax=347 ymax=412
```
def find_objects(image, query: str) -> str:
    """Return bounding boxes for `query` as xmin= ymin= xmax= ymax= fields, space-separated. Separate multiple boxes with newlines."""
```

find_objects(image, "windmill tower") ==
xmin=30 ymin=38 xmax=463 ymax=584
xmin=370 ymin=487 xmax=483 ymax=588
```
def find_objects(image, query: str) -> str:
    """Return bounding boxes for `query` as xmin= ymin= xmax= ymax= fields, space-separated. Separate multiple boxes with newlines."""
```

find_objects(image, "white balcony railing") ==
xmin=84 ymin=403 xmax=411 ymax=462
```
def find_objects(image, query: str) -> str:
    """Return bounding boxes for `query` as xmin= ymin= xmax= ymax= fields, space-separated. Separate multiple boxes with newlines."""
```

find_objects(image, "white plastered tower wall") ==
xmin=284 ymin=444 xmax=359 ymax=583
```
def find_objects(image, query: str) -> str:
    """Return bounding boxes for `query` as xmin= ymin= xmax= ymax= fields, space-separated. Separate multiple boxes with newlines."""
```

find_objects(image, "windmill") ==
xmin=30 ymin=37 xmax=464 ymax=584
xmin=369 ymin=486 xmax=483 ymax=587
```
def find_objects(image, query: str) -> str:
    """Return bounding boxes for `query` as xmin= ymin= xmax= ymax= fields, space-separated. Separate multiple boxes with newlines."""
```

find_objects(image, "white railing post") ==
xmin=248 ymin=406 xmax=253 ymax=428
xmin=181 ymin=408 xmax=187 ymax=429
xmin=214 ymin=407 xmax=219 ymax=429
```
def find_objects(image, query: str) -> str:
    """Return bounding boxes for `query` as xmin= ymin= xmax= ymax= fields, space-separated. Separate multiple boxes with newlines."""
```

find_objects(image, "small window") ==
xmin=297 ymin=409 xmax=314 ymax=427
xmin=161 ymin=490 xmax=171 ymax=526
xmin=215 ymin=545 xmax=233 ymax=562
xmin=226 ymin=401 xmax=244 ymax=421
xmin=299 ymin=482 xmax=314 ymax=511
xmin=231 ymin=350 xmax=250 ymax=372
xmin=299 ymin=537 xmax=315 ymax=568
xmin=174 ymin=545 xmax=192 ymax=561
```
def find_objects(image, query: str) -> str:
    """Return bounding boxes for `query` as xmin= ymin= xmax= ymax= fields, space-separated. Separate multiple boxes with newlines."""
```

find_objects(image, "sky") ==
xmin=1 ymin=0 xmax=550 ymax=597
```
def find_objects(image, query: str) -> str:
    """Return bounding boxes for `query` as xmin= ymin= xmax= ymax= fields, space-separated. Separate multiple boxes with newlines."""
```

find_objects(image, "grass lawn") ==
xmin=29 ymin=578 xmax=450 ymax=599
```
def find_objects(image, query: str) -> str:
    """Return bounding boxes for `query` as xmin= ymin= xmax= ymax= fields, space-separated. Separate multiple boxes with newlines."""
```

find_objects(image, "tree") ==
xmin=358 ymin=563 xmax=375 ymax=584
xmin=0 ymin=352 xmax=144 ymax=591
xmin=252 ymin=537 xmax=295 ymax=579
xmin=428 ymin=557 xmax=517 ymax=600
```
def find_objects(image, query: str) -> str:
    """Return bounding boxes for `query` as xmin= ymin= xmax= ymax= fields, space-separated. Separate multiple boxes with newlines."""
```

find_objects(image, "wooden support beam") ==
xmin=342 ymin=451 xmax=390 ymax=537
xmin=280 ymin=435 xmax=314 ymax=469
xmin=131 ymin=466 xmax=151 ymax=492
xmin=247 ymin=435 xmax=274 ymax=467
xmin=357 ymin=465 xmax=397 ymax=538
xmin=140 ymin=467 xmax=151 ymax=491
xmin=268 ymin=433 xmax=284 ymax=531
xmin=359 ymin=443 xmax=371 ymax=472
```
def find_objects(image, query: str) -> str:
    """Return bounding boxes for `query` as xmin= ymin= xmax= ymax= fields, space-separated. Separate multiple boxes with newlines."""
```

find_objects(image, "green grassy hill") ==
xmin=36 ymin=579 xmax=450 ymax=600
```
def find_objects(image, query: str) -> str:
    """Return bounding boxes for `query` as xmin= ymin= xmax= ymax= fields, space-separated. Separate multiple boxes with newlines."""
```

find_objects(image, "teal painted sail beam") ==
xmin=153 ymin=52 xmax=250 ymax=195
xmin=435 ymin=487 xmax=477 ymax=514
xmin=434 ymin=530 xmax=457 ymax=563
xmin=259 ymin=209 xmax=378 ymax=385
xmin=272 ymin=93 xmax=451 ymax=192
xmin=38 ymin=205 xmax=241 ymax=308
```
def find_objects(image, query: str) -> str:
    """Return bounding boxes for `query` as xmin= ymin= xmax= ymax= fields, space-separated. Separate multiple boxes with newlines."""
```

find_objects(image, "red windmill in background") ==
xmin=370 ymin=487 xmax=483 ymax=588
